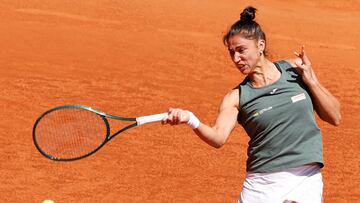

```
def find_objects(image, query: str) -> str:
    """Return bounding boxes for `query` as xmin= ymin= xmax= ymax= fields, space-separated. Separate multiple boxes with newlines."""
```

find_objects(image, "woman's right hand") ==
xmin=162 ymin=108 xmax=191 ymax=126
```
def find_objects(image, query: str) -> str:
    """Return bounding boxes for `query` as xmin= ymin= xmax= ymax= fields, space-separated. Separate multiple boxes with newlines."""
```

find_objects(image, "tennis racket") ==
xmin=33 ymin=104 xmax=168 ymax=161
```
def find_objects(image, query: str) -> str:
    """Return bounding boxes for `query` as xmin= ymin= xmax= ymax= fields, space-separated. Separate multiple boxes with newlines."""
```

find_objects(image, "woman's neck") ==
xmin=248 ymin=59 xmax=280 ymax=88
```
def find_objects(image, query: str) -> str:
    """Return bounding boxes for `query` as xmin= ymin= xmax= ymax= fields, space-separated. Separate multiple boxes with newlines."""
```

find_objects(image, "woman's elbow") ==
xmin=333 ymin=105 xmax=342 ymax=126
xmin=212 ymin=134 xmax=228 ymax=149
xmin=212 ymin=141 xmax=225 ymax=149
xmin=198 ymin=134 xmax=226 ymax=148
xmin=328 ymin=112 xmax=342 ymax=126
xmin=332 ymin=114 xmax=342 ymax=126
xmin=206 ymin=133 xmax=227 ymax=148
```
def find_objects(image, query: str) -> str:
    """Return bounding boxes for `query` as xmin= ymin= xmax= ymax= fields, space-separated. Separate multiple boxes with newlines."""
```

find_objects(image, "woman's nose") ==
xmin=233 ymin=52 xmax=242 ymax=63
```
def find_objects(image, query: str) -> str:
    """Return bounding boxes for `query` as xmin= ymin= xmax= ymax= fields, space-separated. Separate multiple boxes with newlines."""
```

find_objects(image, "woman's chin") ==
xmin=238 ymin=68 xmax=250 ymax=75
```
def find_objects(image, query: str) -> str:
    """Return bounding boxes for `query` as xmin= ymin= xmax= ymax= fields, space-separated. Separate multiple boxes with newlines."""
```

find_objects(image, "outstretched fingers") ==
xmin=292 ymin=45 xmax=318 ymax=85
xmin=294 ymin=45 xmax=311 ymax=67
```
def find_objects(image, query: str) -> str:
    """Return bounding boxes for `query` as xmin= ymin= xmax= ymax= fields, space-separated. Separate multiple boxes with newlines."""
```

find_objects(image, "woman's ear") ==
xmin=257 ymin=39 xmax=266 ymax=53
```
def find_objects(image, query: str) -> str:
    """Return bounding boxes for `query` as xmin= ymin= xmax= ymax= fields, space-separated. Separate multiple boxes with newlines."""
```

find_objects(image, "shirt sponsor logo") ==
xmin=291 ymin=93 xmax=306 ymax=103
xmin=270 ymin=88 xmax=278 ymax=94
xmin=252 ymin=106 xmax=273 ymax=117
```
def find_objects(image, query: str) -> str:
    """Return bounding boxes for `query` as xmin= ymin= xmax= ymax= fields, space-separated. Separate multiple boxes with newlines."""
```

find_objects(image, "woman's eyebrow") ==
xmin=228 ymin=45 xmax=246 ymax=51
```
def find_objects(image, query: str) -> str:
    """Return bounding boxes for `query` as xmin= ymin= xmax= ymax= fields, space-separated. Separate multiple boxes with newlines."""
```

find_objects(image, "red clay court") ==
xmin=1 ymin=0 xmax=359 ymax=202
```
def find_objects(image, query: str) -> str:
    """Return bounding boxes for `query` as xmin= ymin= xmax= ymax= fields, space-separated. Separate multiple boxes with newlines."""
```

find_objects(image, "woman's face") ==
xmin=227 ymin=34 xmax=265 ymax=75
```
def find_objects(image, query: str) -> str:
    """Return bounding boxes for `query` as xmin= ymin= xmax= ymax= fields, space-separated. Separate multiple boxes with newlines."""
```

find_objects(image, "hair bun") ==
xmin=240 ymin=6 xmax=257 ymax=23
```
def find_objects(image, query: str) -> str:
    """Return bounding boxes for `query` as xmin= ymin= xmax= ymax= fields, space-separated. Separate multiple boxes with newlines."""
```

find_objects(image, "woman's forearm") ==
xmin=307 ymin=80 xmax=341 ymax=126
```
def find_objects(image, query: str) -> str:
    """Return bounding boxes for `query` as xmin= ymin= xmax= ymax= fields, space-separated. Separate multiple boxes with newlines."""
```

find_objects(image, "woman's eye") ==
xmin=228 ymin=47 xmax=245 ymax=56
xmin=236 ymin=48 xmax=245 ymax=53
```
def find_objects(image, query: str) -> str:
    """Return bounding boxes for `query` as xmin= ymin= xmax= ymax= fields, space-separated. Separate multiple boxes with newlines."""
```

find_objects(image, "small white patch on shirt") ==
xmin=291 ymin=93 xmax=306 ymax=103
xmin=270 ymin=88 xmax=278 ymax=94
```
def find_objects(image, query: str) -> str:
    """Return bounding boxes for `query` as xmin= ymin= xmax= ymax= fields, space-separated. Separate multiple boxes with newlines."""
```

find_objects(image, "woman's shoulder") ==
xmin=226 ymin=88 xmax=240 ymax=100
xmin=274 ymin=59 xmax=302 ymax=75
xmin=282 ymin=58 xmax=301 ymax=67
xmin=222 ymin=88 xmax=240 ymax=109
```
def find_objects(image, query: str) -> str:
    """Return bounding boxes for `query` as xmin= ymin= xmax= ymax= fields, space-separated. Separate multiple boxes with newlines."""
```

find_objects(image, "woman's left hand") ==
xmin=294 ymin=45 xmax=318 ymax=86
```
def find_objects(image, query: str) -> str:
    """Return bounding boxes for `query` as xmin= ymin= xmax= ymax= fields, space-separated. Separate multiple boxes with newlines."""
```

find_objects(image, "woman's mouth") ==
xmin=238 ymin=64 xmax=247 ymax=71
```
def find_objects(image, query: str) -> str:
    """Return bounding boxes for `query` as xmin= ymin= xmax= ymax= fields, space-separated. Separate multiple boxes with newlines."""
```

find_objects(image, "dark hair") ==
xmin=223 ymin=6 xmax=267 ymax=55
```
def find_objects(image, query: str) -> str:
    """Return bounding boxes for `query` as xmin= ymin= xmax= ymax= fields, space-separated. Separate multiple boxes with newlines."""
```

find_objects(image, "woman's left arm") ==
xmin=289 ymin=46 xmax=341 ymax=126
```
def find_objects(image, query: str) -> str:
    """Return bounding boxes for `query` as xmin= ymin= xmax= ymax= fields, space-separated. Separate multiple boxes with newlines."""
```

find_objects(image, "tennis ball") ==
xmin=42 ymin=200 xmax=55 ymax=203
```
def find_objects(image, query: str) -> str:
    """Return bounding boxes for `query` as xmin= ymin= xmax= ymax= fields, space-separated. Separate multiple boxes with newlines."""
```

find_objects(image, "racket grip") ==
xmin=136 ymin=113 xmax=168 ymax=126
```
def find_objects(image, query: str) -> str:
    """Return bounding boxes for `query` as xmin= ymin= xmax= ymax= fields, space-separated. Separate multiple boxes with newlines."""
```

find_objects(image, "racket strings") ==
xmin=34 ymin=108 xmax=108 ymax=159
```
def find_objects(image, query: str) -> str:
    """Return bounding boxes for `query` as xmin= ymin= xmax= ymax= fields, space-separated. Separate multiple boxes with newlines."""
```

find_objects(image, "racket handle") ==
xmin=136 ymin=113 xmax=168 ymax=126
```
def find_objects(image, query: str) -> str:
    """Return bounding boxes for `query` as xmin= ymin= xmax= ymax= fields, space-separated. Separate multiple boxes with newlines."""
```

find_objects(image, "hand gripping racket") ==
xmin=33 ymin=105 xmax=168 ymax=161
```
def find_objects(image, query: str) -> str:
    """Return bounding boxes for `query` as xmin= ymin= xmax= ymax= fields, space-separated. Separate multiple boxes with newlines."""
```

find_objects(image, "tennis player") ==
xmin=162 ymin=6 xmax=341 ymax=203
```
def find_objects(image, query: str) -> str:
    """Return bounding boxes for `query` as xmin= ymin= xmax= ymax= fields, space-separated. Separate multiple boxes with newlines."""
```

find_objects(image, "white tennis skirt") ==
xmin=238 ymin=164 xmax=323 ymax=203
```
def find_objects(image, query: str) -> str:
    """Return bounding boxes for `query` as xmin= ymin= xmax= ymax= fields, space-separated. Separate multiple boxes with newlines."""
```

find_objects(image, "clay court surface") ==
xmin=1 ymin=0 xmax=359 ymax=202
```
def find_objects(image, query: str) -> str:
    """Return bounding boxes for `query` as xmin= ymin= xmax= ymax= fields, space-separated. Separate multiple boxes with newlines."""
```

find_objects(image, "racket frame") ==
xmin=33 ymin=104 xmax=137 ymax=161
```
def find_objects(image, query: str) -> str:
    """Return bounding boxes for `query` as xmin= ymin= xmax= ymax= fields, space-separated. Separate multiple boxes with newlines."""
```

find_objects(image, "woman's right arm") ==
xmin=163 ymin=89 xmax=239 ymax=148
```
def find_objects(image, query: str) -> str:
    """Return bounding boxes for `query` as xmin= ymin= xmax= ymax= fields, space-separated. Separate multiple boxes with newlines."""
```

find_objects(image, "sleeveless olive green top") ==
xmin=237 ymin=60 xmax=323 ymax=173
